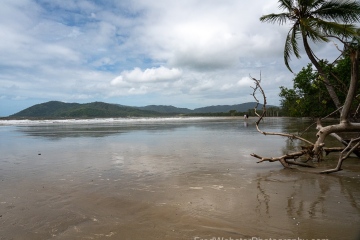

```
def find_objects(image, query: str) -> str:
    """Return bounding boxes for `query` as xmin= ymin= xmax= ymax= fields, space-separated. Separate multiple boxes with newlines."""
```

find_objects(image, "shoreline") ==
xmin=0 ymin=116 xmax=259 ymax=126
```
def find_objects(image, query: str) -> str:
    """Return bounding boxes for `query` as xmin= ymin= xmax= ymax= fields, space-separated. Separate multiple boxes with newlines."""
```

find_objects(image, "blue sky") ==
xmin=0 ymin=0 xmax=341 ymax=116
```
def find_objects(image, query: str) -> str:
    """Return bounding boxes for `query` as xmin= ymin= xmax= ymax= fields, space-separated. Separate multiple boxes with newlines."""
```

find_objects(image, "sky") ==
xmin=0 ymin=0 xmax=343 ymax=116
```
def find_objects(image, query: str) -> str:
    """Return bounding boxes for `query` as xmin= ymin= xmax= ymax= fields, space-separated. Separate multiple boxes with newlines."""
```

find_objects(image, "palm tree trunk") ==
xmin=340 ymin=48 xmax=359 ymax=122
xmin=302 ymin=35 xmax=342 ymax=109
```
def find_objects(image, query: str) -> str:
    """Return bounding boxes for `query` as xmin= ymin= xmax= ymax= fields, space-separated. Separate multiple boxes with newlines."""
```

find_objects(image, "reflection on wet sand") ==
xmin=0 ymin=118 xmax=359 ymax=239
xmin=254 ymin=169 xmax=360 ymax=239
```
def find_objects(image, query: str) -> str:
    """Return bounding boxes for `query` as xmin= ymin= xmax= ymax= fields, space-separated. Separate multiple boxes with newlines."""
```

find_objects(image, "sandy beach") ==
xmin=1 ymin=117 xmax=359 ymax=239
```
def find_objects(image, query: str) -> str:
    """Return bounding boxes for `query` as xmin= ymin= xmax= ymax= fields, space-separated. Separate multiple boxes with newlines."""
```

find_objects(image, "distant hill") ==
xmin=137 ymin=102 xmax=271 ymax=114
xmin=193 ymin=102 xmax=267 ymax=113
xmin=11 ymin=101 xmax=80 ymax=117
xmin=137 ymin=105 xmax=193 ymax=114
xmin=10 ymin=101 xmax=163 ymax=118
xmin=7 ymin=101 xmax=277 ymax=118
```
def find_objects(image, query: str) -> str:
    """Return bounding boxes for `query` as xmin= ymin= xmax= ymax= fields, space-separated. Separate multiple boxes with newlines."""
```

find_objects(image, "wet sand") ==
xmin=0 ymin=117 xmax=359 ymax=239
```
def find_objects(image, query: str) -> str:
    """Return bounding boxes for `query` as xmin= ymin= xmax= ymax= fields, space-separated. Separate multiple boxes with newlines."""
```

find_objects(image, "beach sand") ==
xmin=1 ymin=118 xmax=359 ymax=239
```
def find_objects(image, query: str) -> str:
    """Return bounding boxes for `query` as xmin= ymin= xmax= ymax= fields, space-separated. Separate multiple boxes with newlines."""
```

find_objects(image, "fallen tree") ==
xmin=250 ymin=71 xmax=360 ymax=173
xmin=253 ymin=0 xmax=360 ymax=173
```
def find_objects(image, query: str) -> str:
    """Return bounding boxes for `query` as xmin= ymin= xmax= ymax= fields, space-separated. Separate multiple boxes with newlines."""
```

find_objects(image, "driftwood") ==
xmin=251 ymin=152 xmax=315 ymax=168
xmin=324 ymin=146 xmax=360 ymax=156
xmin=320 ymin=137 xmax=360 ymax=173
xmin=250 ymin=71 xmax=360 ymax=173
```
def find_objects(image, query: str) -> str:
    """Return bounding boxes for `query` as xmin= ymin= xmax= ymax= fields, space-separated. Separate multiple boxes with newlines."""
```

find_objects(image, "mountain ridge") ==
xmin=7 ymin=101 xmax=277 ymax=118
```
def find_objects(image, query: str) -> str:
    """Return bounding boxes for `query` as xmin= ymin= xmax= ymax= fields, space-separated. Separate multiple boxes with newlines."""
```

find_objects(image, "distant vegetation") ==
xmin=7 ymin=101 xmax=162 ymax=119
xmin=3 ymin=101 xmax=280 ymax=119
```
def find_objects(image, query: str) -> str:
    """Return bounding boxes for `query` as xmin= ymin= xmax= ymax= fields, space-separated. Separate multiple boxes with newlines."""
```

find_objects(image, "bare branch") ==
xmin=251 ymin=151 xmax=314 ymax=168
xmin=250 ymin=76 xmax=313 ymax=145
xmin=299 ymin=106 xmax=343 ymax=137
xmin=324 ymin=146 xmax=360 ymax=155
xmin=321 ymin=137 xmax=360 ymax=173
xmin=250 ymin=74 xmax=266 ymax=121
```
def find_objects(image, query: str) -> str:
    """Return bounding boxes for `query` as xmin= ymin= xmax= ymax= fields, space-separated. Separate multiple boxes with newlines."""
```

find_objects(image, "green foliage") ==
xmin=321 ymin=56 xmax=352 ymax=99
xmin=229 ymin=110 xmax=237 ymax=116
xmin=279 ymin=56 xmax=360 ymax=117
xmin=279 ymin=87 xmax=300 ymax=117
xmin=192 ymin=102 xmax=269 ymax=113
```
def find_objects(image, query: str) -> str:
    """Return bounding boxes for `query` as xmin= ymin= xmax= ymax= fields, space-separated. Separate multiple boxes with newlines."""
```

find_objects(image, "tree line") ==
xmin=279 ymin=55 xmax=359 ymax=118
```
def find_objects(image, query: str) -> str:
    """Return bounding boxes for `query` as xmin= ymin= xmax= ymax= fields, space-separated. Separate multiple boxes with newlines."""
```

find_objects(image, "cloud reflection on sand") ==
xmin=1 ymin=117 xmax=359 ymax=239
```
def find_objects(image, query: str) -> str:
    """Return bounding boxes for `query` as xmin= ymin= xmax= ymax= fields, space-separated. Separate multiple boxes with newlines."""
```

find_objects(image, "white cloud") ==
xmin=0 ymin=0 xmax=342 ymax=116
xmin=110 ymin=76 xmax=126 ymax=87
xmin=130 ymin=0 xmax=289 ymax=70
xmin=109 ymin=66 xmax=184 ymax=97
xmin=237 ymin=77 xmax=253 ymax=87
xmin=125 ymin=66 xmax=182 ymax=83
xmin=128 ymin=85 xmax=149 ymax=95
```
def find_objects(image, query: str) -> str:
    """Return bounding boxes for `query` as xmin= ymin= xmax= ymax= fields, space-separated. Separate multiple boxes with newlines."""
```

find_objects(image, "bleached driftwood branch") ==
xmin=250 ymin=75 xmax=313 ymax=145
xmin=250 ymin=74 xmax=360 ymax=173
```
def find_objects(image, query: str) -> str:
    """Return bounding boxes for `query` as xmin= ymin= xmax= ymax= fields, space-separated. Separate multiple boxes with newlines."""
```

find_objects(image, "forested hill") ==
xmin=9 ymin=101 xmax=162 ymax=118
xmin=8 ymin=101 xmax=272 ymax=118
xmin=137 ymin=105 xmax=193 ymax=114
xmin=193 ymin=102 xmax=263 ymax=113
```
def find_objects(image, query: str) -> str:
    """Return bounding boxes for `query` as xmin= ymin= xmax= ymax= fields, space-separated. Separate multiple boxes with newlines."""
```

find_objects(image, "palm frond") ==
xmin=260 ymin=13 xmax=291 ymax=25
xmin=313 ymin=0 xmax=360 ymax=22
xmin=291 ymin=24 xmax=301 ymax=59
xmin=310 ymin=0 xmax=327 ymax=9
xmin=301 ymin=18 xmax=329 ymax=43
xmin=351 ymin=29 xmax=360 ymax=43
xmin=278 ymin=0 xmax=294 ymax=11
xmin=284 ymin=32 xmax=293 ymax=72
xmin=260 ymin=0 xmax=360 ymax=73
xmin=314 ymin=19 xmax=359 ymax=38
xmin=298 ymin=0 xmax=310 ymax=15
xmin=284 ymin=25 xmax=301 ymax=72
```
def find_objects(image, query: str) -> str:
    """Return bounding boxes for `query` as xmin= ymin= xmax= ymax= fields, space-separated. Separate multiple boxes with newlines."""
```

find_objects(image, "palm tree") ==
xmin=260 ymin=0 xmax=360 ymax=109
